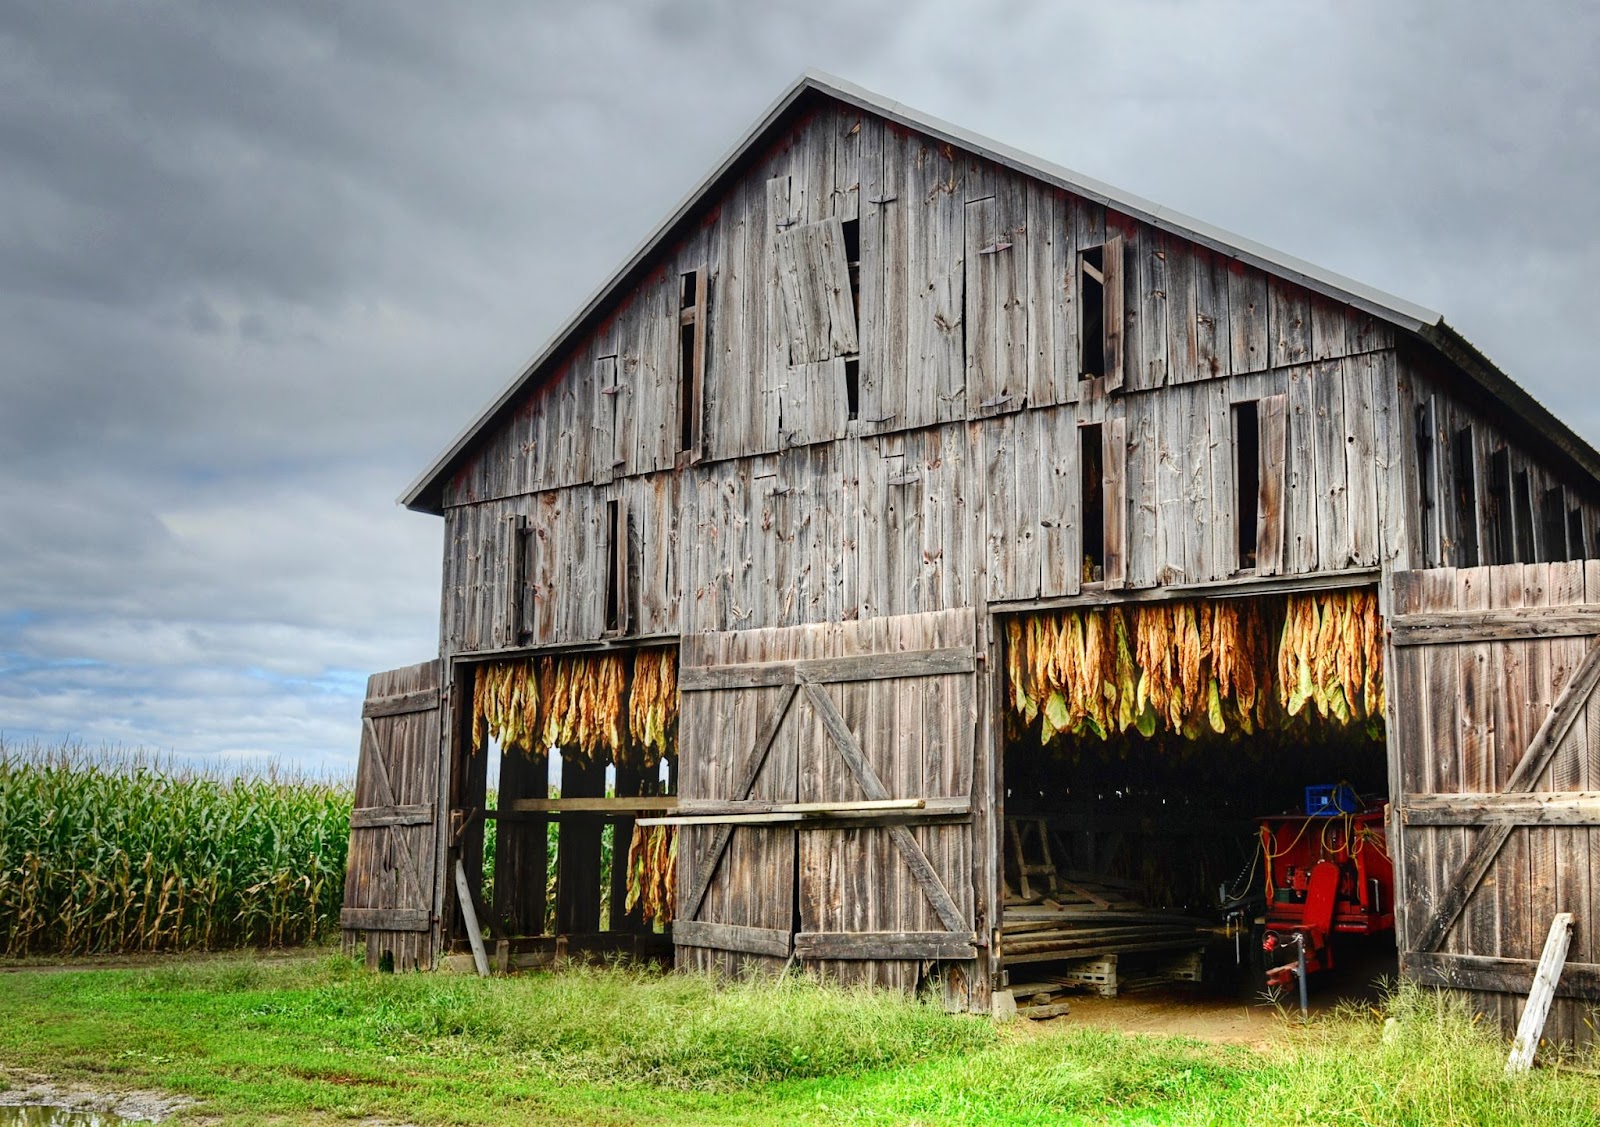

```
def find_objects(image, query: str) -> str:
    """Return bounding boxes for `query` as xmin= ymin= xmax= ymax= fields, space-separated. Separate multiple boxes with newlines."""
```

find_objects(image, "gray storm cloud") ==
xmin=3 ymin=0 xmax=1597 ymax=769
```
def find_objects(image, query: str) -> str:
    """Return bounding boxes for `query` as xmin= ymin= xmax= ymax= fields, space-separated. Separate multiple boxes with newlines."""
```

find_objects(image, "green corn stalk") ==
xmin=0 ymin=739 xmax=353 ymax=956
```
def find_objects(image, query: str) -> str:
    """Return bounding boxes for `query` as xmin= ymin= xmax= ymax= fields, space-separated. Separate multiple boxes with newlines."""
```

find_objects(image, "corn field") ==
xmin=0 ymin=741 xmax=352 ymax=956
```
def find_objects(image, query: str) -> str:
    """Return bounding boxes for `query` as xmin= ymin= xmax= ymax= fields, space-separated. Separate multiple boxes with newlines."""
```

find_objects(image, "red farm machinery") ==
xmin=1251 ymin=786 xmax=1395 ymax=1008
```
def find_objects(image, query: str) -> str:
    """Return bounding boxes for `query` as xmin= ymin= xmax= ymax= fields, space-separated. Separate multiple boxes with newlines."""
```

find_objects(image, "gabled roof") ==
xmin=402 ymin=70 xmax=1600 ymax=514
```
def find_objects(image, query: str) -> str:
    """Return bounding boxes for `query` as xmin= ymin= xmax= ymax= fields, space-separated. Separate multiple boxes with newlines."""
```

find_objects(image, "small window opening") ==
xmin=841 ymin=218 xmax=861 ymax=326
xmin=1079 ymin=246 xmax=1105 ymax=380
xmin=1542 ymin=487 xmax=1570 ymax=563
xmin=1487 ymin=448 xmax=1513 ymax=565
xmin=1234 ymin=401 xmax=1261 ymax=570
xmin=844 ymin=357 xmax=860 ymax=421
xmin=1514 ymin=469 xmax=1537 ymax=563
xmin=1568 ymin=507 xmax=1585 ymax=562
xmin=1451 ymin=427 xmax=1479 ymax=568
xmin=1081 ymin=424 xmax=1105 ymax=581
xmin=678 ymin=269 xmax=706 ymax=458
xmin=604 ymin=499 xmax=623 ymax=634
xmin=678 ymin=321 xmax=696 ymax=451
xmin=1415 ymin=405 xmax=1437 ymax=567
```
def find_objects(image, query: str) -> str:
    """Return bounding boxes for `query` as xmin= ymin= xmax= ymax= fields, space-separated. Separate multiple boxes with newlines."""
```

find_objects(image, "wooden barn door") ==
xmin=1389 ymin=562 xmax=1600 ymax=1046
xmin=341 ymin=659 xmax=442 ymax=970
xmin=676 ymin=609 xmax=981 ymax=994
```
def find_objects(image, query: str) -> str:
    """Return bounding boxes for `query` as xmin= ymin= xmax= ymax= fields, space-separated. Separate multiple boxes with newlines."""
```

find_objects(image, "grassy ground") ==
xmin=2 ymin=955 xmax=1598 ymax=1126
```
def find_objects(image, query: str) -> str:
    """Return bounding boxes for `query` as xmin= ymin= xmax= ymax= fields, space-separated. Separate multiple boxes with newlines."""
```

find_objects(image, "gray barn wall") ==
xmin=437 ymin=99 xmax=1599 ymax=658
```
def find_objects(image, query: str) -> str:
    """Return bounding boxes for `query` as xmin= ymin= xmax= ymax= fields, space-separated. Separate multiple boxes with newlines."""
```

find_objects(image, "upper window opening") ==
xmin=603 ymin=498 xmax=627 ymax=635
xmin=1542 ymin=486 xmax=1570 ymax=564
xmin=1487 ymin=447 xmax=1513 ymax=565
xmin=1450 ymin=427 xmax=1479 ymax=568
xmin=841 ymin=217 xmax=861 ymax=330
xmin=678 ymin=269 xmax=706 ymax=459
xmin=1233 ymin=401 xmax=1261 ymax=571
xmin=1415 ymin=404 xmax=1438 ymax=567
xmin=1081 ymin=423 xmax=1105 ymax=582
xmin=1513 ymin=468 xmax=1536 ymax=563
xmin=1079 ymin=246 xmax=1106 ymax=380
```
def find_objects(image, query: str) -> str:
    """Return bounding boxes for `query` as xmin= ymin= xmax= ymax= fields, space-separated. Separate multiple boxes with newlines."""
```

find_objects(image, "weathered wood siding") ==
xmin=675 ymin=609 xmax=982 ymax=1002
xmin=341 ymin=660 xmax=442 ymax=971
xmin=1390 ymin=562 xmax=1600 ymax=1048
xmin=442 ymin=472 xmax=681 ymax=654
xmin=434 ymin=101 xmax=1460 ymax=656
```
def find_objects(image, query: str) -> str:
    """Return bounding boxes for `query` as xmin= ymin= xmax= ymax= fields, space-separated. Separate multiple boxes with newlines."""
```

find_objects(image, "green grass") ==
xmin=0 ymin=741 xmax=351 ymax=954
xmin=0 ymin=956 xmax=1596 ymax=1126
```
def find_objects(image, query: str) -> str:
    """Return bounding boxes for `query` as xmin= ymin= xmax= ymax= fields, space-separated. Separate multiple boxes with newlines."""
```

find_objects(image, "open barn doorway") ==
xmin=442 ymin=646 xmax=681 ymax=973
xmin=997 ymin=587 xmax=1397 ymax=1017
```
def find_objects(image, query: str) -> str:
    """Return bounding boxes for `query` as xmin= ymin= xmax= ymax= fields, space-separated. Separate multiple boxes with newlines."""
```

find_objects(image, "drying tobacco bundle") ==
xmin=1005 ymin=591 xmax=1381 ymax=743
xmin=1276 ymin=589 xmax=1385 ymax=722
xmin=472 ymin=649 xmax=678 ymax=769
xmin=627 ymin=647 xmax=678 ymax=768
xmin=625 ymin=823 xmax=677 ymax=928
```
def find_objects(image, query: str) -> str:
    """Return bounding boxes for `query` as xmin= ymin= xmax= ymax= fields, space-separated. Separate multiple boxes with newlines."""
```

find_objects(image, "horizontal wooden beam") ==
xmin=677 ymin=797 xmax=925 ymax=816
xmin=340 ymin=907 xmax=430 ymax=932
xmin=362 ymin=688 xmax=439 ymax=718
xmin=1402 ymin=792 xmax=1600 ymax=826
xmin=506 ymin=797 xmax=679 ymax=814
xmin=672 ymin=920 xmax=792 ymax=958
xmin=350 ymin=803 xmax=435 ymax=829
xmin=794 ymin=931 xmax=978 ymax=961
xmin=1404 ymin=951 xmax=1600 ymax=1003
xmin=679 ymin=646 xmax=973 ymax=691
xmin=638 ymin=798 xmax=969 ymax=828
xmin=992 ymin=568 xmax=1379 ymax=614
xmin=449 ymin=633 xmax=679 ymax=662
xmin=1391 ymin=607 xmax=1600 ymax=646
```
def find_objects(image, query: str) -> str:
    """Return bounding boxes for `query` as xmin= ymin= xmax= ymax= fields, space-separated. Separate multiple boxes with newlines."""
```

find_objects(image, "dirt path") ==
xmin=1020 ymin=938 xmax=1397 ymax=1046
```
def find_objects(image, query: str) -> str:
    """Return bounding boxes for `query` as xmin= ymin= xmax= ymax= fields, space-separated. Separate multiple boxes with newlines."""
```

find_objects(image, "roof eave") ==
xmin=1416 ymin=321 xmax=1600 ymax=491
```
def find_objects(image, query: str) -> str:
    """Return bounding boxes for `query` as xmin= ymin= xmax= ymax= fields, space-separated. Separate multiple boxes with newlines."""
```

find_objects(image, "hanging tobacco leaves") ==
xmin=472 ymin=648 xmax=678 ymax=769
xmin=1005 ymin=590 xmax=1383 ymax=744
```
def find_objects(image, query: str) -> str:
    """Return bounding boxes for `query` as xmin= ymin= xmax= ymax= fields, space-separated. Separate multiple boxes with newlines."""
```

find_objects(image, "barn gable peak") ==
xmin=400 ymin=70 xmax=1598 ymax=514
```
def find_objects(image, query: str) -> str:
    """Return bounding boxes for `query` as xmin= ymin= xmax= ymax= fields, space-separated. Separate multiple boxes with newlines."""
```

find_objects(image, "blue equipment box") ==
xmin=1305 ymin=783 xmax=1360 ymax=817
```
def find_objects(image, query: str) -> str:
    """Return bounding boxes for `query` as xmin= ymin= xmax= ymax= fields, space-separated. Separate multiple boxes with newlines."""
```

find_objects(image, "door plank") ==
xmin=800 ymin=679 xmax=968 ymax=934
xmin=1412 ymin=637 xmax=1600 ymax=952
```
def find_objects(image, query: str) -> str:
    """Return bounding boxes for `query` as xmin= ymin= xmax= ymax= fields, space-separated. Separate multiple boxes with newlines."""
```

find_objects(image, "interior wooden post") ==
xmin=493 ymin=746 xmax=549 ymax=936
xmin=556 ymin=754 xmax=607 ymax=935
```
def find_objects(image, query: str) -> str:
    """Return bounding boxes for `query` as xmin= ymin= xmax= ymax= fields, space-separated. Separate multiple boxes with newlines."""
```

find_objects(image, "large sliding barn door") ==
xmin=341 ymin=659 xmax=442 ymax=970
xmin=676 ymin=610 xmax=981 ymax=991
xmin=1389 ymin=562 xmax=1600 ymax=1046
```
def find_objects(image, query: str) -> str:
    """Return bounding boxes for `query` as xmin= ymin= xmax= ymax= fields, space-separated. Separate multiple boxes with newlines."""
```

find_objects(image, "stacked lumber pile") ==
xmin=1003 ymin=897 xmax=1213 ymax=966
xmin=1001 ymin=859 xmax=1213 ymax=1009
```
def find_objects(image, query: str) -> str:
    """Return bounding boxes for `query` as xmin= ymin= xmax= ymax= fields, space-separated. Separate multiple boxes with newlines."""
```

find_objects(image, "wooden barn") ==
xmin=341 ymin=72 xmax=1600 ymax=1042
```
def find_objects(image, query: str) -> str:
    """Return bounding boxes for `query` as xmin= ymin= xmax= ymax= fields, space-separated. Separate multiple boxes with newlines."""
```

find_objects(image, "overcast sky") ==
xmin=3 ymin=1 xmax=1597 ymax=773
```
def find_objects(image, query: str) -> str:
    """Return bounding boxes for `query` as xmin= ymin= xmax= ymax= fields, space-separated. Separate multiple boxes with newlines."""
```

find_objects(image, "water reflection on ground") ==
xmin=0 ymin=1107 xmax=138 ymax=1126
